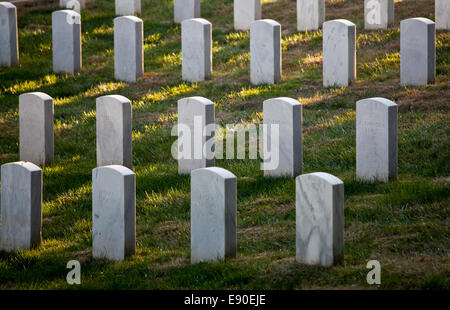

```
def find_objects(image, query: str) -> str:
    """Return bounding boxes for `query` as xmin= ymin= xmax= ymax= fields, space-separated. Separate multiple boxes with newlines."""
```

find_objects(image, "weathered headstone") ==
xmin=176 ymin=96 xmax=215 ymax=174
xmin=60 ymin=0 xmax=86 ymax=12
xmin=400 ymin=18 xmax=435 ymax=86
xmin=1 ymin=162 xmax=42 ymax=252
xmin=96 ymin=95 xmax=132 ymax=169
xmin=19 ymin=92 xmax=54 ymax=166
xmin=52 ymin=10 xmax=82 ymax=75
xmin=174 ymin=0 xmax=200 ymax=24
xmin=92 ymin=165 xmax=136 ymax=261
xmin=0 ymin=2 xmax=19 ymax=67
xmin=114 ymin=16 xmax=144 ymax=82
xmin=263 ymin=97 xmax=302 ymax=178
xmin=364 ymin=0 xmax=394 ymax=30
xmin=296 ymin=172 xmax=344 ymax=266
xmin=182 ymin=18 xmax=212 ymax=82
xmin=191 ymin=167 xmax=237 ymax=264
xmin=436 ymin=0 xmax=450 ymax=30
xmin=234 ymin=0 xmax=261 ymax=31
xmin=250 ymin=19 xmax=281 ymax=85
xmin=115 ymin=0 xmax=141 ymax=16
xmin=356 ymin=97 xmax=397 ymax=182
xmin=297 ymin=0 xmax=325 ymax=31
xmin=323 ymin=19 xmax=356 ymax=87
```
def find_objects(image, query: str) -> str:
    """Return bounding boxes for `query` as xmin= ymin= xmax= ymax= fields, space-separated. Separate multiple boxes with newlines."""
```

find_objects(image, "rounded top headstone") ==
xmin=191 ymin=167 xmax=236 ymax=180
xmin=1 ymin=161 xmax=42 ymax=173
xmin=297 ymin=172 xmax=343 ymax=186
xmin=264 ymin=97 xmax=301 ymax=109
xmin=178 ymin=96 xmax=214 ymax=107
xmin=93 ymin=165 xmax=135 ymax=177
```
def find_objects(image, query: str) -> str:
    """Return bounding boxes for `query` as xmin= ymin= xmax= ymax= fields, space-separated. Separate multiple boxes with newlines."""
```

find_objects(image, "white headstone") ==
xmin=114 ymin=16 xmax=144 ymax=82
xmin=96 ymin=95 xmax=132 ymax=169
xmin=234 ymin=0 xmax=261 ymax=31
xmin=52 ymin=10 xmax=82 ymax=75
xmin=177 ymin=96 xmax=215 ymax=174
xmin=182 ymin=18 xmax=212 ymax=82
xmin=364 ymin=0 xmax=394 ymax=30
xmin=323 ymin=19 xmax=356 ymax=87
xmin=297 ymin=0 xmax=325 ymax=32
xmin=263 ymin=97 xmax=302 ymax=178
xmin=191 ymin=167 xmax=237 ymax=264
xmin=60 ymin=0 xmax=86 ymax=12
xmin=356 ymin=97 xmax=397 ymax=182
xmin=92 ymin=165 xmax=136 ymax=261
xmin=1 ymin=162 xmax=42 ymax=252
xmin=436 ymin=0 xmax=450 ymax=30
xmin=19 ymin=92 xmax=54 ymax=166
xmin=250 ymin=19 xmax=281 ymax=85
xmin=0 ymin=2 xmax=19 ymax=67
xmin=296 ymin=172 xmax=344 ymax=266
xmin=115 ymin=0 xmax=141 ymax=16
xmin=400 ymin=18 xmax=435 ymax=86
xmin=174 ymin=0 xmax=200 ymax=24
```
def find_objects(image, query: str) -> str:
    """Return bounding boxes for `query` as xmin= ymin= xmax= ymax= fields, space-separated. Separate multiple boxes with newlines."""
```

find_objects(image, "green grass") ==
xmin=0 ymin=0 xmax=449 ymax=289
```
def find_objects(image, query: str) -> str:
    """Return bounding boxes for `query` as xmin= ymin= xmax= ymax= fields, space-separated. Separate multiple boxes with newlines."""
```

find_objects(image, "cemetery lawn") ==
xmin=0 ymin=0 xmax=449 ymax=290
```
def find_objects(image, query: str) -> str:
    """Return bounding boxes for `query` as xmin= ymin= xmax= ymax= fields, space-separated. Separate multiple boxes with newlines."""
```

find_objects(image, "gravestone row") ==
xmin=0 ymin=2 xmax=441 ymax=87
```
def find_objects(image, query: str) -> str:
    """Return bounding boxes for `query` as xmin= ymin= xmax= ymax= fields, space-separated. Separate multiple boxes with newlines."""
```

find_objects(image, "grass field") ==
xmin=0 ymin=0 xmax=449 ymax=289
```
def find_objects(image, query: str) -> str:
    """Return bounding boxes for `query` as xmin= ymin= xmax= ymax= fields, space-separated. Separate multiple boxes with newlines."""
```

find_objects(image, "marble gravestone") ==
xmin=174 ymin=0 xmax=200 ymax=24
xmin=250 ymin=19 xmax=281 ymax=85
xmin=364 ymin=0 xmax=394 ymax=30
xmin=182 ymin=18 xmax=212 ymax=82
xmin=19 ymin=92 xmax=54 ymax=166
xmin=96 ymin=95 xmax=132 ymax=169
xmin=52 ymin=10 xmax=82 ymax=75
xmin=60 ymin=0 xmax=86 ymax=12
xmin=114 ymin=16 xmax=144 ymax=82
xmin=356 ymin=97 xmax=397 ymax=182
xmin=323 ymin=19 xmax=356 ymax=87
xmin=435 ymin=0 xmax=450 ymax=30
xmin=115 ymin=0 xmax=141 ymax=16
xmin=234 ymin=0 xmax=261 ymax=31
xmin=191 ymin=167 xmax=237 ymax=264
xmin=0 ymin=2 xmax=19 ymax=67
xmin=1 ymin=162 xmax=42 ymax=252
xmin=400 ymin=18 xmax=435 ymax=86
xmin=92 ymin=165 xmax=136 ymax=261
xmin=296 ymin=172 xmax=344 ymax=267
xmin=263 ymin=97 xmax=302 ymax=178
xmin=297 ymin=0 xmax=325 ymax=32
xmin=177 ymin=96 xmax=215 ymax=174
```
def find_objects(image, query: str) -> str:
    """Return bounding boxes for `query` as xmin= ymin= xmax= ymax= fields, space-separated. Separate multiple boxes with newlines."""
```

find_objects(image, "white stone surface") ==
xmin=296 ymin=172 xmax=344 ymax=266
xmin=182 ymin=18 xmax=212 ymax=82
xmin=19 ymin=92 xmax=54 ymax=166
xmin=1 ymin=162 xmax=42 ymax=252
xmin=0 ymin=2 xmax=19 ymax=67
xmin=52 ymin=10 xmax=82 ymax=75
xmin=436 ymin=0 xmax=450 ymax=30
xmin=96 ymin=95 xmax=132 ymax=169
xmin=114 ymin=16 xmax=144 ymax=82
xmin=191 ymin=167 xmax=237 ymax=264
xmin=250 ymin=19 xmax=281 ymax=85
xmin=92 ymin=165 xmax=136 ymax=261
xmin=60 ymin=0 xmax=86 ymax=12
xmin=297 ymin=0 xmax=325 ymax=32
xmin=177 ymin=96 xmax=215 ymax=174
xmin=263 ymin=97 xmax=302 ymax=178
xmin=234 ymin=0 xmax=261 ymax=31
xmin=356 ymin=97 xmax=397 ymax=182
xmin=364 ymin=0 xmax=394 ymax=30
xmin=174 ymin=0 xmax=200 ymax=24
xmin=323 ymin=19 xmax=356 ymax=87
xmin=400 ymin=18 xmax=436 ymax=86
xmin=115 ymin=0 xmax=141 ymax=16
